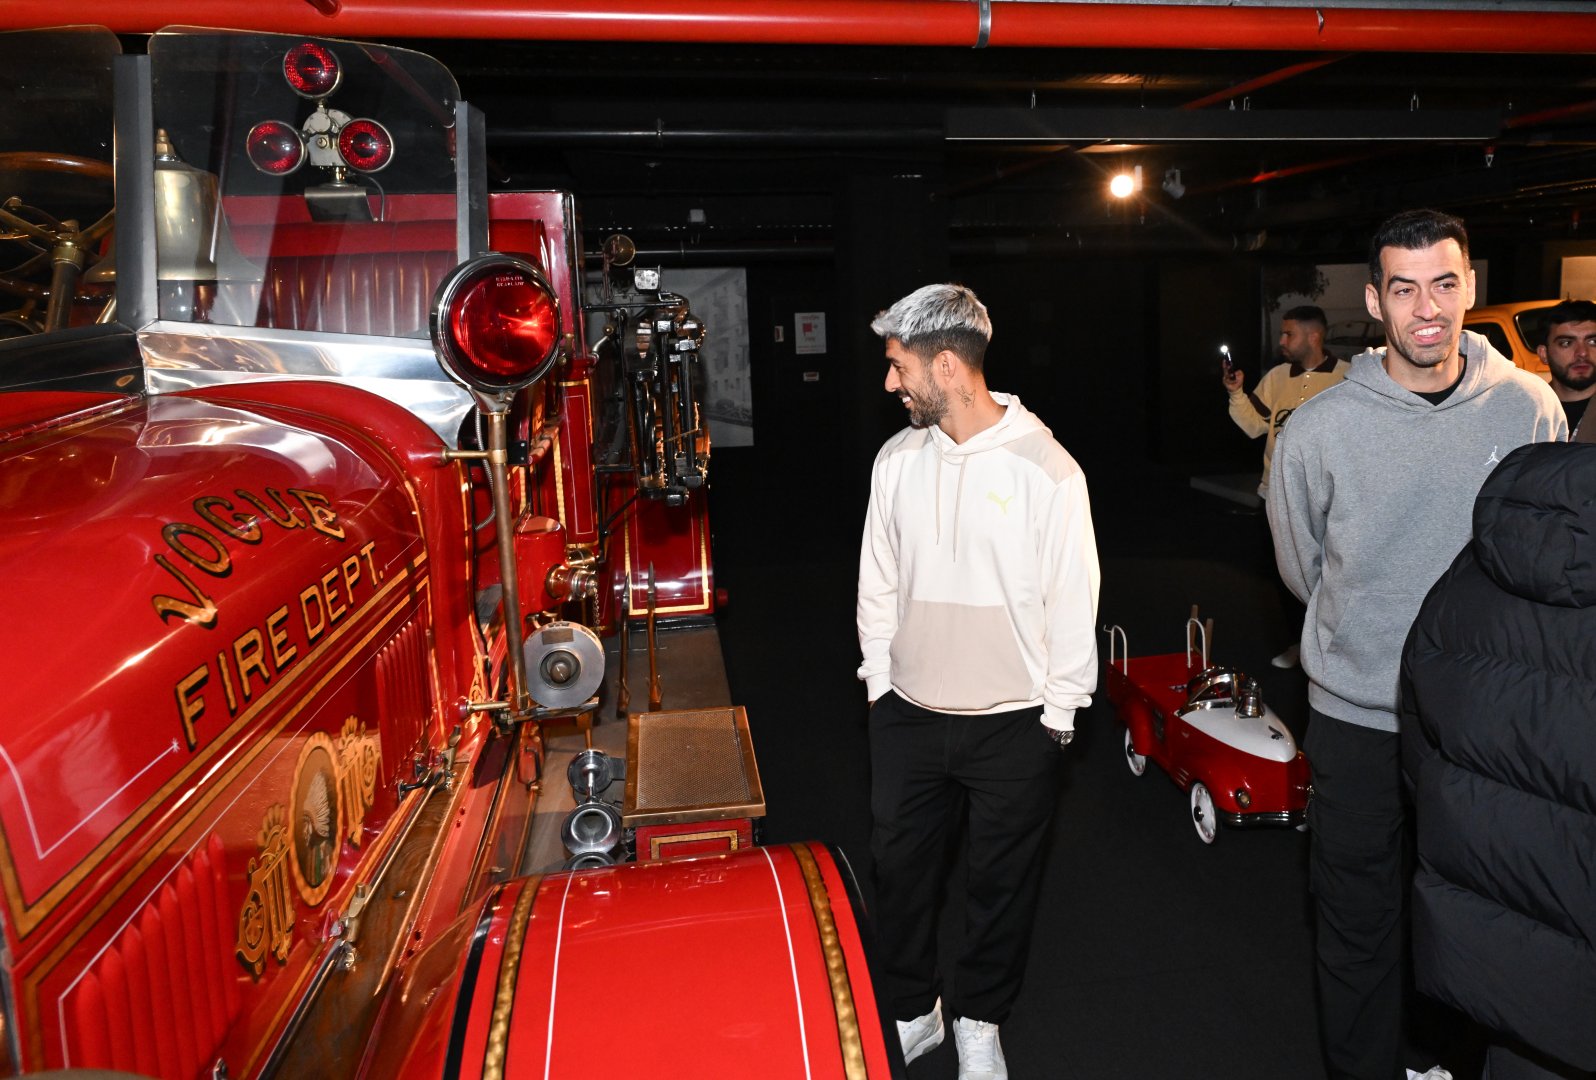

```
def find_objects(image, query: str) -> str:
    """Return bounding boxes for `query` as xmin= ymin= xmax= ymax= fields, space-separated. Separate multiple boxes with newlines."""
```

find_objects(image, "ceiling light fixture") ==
xmin=1110 ymin=164 xmax=1142 ymax=199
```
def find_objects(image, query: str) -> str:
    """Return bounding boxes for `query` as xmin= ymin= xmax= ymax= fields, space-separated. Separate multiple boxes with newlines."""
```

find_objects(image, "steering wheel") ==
xmin=0 ymin=152 xmax=115 ymax=329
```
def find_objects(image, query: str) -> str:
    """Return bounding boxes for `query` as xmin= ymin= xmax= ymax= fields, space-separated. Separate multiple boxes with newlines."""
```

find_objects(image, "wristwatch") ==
xmin=1047 ymin=727 xmax=1075 ymax=747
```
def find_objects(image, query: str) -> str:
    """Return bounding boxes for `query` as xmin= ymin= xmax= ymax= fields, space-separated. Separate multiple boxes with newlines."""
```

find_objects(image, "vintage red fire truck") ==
xmin=0 ymin=25 xmax=896 ymax=1078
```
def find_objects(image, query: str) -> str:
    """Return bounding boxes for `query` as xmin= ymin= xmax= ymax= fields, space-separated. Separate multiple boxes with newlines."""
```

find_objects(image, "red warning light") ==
xmin=283 ymin=42 xmax=341 ymax=99
xmin=246 ymin=120 xmax=306 ymax=175
xmin=337 ymin=119 xmax=394 ymax=173
xmin=432 ymin=256 xmax=562 ymax=393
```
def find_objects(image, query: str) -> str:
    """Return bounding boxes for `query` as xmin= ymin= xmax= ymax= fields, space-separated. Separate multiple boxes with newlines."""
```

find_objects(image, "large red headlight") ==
xmin=431 ymin=255 xmax=562 ymax=395
xmin=337 ymin=118 xmax=394 ymax=173
xmin=246 ymin=120 xmax=306 ymax=175
xmin=284 ymin=42 xmax=341 ymax=99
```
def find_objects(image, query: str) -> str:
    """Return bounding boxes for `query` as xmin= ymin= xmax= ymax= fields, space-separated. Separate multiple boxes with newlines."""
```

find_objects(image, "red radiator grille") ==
xmin=376 ymin=615 xmax=433 ymax=777
xmin=65 ymin=832 xmax=239 ymax=1077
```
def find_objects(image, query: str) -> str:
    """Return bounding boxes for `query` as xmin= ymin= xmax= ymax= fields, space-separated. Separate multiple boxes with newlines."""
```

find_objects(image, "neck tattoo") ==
xmin=955 ymin=385 xmax=975 ymax=408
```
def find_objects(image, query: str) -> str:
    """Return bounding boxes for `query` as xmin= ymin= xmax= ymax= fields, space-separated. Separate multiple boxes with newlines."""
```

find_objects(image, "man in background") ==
xmin=1223 ymin=303 xmax=1347 ymax=667
xmin=1534 ymin=298 xmax=1596 ymax=437
xmin=1267 ymin=209 xmax=1564 ymax=1080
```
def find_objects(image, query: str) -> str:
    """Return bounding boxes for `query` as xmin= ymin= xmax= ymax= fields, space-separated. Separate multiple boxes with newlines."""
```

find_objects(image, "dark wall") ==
xmin=709 ymin=170 xmax=950 ymax=571
xmin=708 ymin=246 xmax=1277 ymax=571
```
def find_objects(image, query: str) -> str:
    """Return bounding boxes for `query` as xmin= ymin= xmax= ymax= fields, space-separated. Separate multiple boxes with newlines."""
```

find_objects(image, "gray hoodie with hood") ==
xmin=1267 ymin=330 xmax=1565 ymax=731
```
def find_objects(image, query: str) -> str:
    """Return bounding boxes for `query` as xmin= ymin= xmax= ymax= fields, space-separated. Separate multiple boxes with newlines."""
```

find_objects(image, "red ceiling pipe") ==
xmin=1505 ymin=99 xmax=1596 ymax=130
xmin=989 ymin=4 xmax=1596 ymax=53
xmin=0 ymin=0 xmax=976 ymax=43
xmin=1180 ymin=55 xmax=1349 ymax=112
xmin=2 ymin=0 xmax=1596 ymax=52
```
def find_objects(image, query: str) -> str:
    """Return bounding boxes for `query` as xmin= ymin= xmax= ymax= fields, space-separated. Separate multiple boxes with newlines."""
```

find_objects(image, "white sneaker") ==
xmin=896 ymin=997 xmax=943 ymax=1065
xmin=953 ymin=1016 xmax=1007 ymax=1080
xmin=1271 ymin=643 xmax=1300 ymax=668
xmin=1407 ymin=1068 xmax=1453 ymax=1080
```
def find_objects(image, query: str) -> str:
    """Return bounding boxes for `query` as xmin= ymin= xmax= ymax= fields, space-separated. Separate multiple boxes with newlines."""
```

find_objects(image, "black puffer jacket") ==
xmin=1401 ymin=441 xmax=1596 ymax=1072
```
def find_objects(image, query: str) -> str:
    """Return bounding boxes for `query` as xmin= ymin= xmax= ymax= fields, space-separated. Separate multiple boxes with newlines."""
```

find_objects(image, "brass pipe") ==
xmin=486 ymin=410 xmax=533 ymax=717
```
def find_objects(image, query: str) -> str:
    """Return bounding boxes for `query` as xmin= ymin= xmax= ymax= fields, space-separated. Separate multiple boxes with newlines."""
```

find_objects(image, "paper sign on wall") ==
xmin=795 ymin=312 xmax=827 ymax=355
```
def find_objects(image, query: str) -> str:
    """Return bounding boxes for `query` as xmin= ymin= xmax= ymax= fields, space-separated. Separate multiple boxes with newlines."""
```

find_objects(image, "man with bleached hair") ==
xmin=857 ymin=283 xmax=1100 ymax=1080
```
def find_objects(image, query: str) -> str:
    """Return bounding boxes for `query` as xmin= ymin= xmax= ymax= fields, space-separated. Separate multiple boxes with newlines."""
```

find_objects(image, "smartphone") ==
xmin=1219 ymin=344 xmax=1235 ymax=374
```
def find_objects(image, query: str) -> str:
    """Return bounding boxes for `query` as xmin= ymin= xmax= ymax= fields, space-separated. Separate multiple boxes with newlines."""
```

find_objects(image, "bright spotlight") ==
xmin=1110 ymin=165 xmax=1142 ymax=199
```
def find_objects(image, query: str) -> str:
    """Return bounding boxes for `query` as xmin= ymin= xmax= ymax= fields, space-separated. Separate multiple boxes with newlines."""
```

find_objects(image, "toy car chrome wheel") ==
xmin=1190 ymin=781 xmax=1218 ymax=845
xmin=1124 ymin=728 xmax=1147 ymax=777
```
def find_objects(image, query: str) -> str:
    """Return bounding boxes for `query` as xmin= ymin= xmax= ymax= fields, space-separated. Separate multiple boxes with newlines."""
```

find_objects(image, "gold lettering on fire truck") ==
xmin=236 ymin=805 xmax=295 ymax=979
xmin=152 ymin=486 xmax=347 ymax=628
xmin=173 ymin=539 xmax=381 ymax=750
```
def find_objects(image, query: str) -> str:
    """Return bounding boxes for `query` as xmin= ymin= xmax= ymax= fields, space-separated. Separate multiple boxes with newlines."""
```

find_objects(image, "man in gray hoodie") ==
xmin=1267 ymin=209 xmax=1565 ymax=1080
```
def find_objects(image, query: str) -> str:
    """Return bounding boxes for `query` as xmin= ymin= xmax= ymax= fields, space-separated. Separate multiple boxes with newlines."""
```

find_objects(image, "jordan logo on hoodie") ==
xmin=1485 ymin=445 xmax=1500 ymax=466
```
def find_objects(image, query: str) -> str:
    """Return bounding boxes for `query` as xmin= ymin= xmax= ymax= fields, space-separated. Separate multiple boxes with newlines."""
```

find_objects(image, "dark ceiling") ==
xmin=414 ymin=37 xmax=1596 ymax=263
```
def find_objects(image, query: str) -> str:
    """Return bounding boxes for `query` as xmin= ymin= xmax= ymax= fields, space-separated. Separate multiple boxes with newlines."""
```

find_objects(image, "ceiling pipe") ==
xmin=493 ymin=125 xmax=942 ymax=149
xmin=942 ymin=52 xmax=1354 ymax=200
xmin=582 ymin=229 xmax=1291 ymax=263
xmin=1179 ymin=55 xmax=1349 ymax=112
xmin=4 ymin=1 xmax=1596 ymax=53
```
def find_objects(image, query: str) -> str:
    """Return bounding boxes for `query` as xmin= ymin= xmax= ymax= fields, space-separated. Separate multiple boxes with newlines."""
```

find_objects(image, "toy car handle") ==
xmin=1185 ymin=616 xmax=1209 ymax=670
xmin=1102 ymin=623 xmax=1128 ymax=675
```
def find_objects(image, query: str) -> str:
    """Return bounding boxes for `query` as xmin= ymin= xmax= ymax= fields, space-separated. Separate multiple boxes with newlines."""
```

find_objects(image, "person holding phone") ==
xmin=1224 ymin=304 xmax=1347 ymax=500
xmin=1223 ymin=304 xmax=1347 ymax=667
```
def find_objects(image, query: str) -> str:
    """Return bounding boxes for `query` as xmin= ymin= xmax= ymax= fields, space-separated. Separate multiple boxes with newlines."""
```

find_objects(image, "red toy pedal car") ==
xmin=1103 ymin=613 xmax=1311 ymax=843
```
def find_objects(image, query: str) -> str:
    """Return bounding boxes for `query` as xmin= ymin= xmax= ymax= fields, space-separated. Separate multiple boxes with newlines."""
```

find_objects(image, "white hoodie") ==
xmin=856 ymin=393 xmax=1101 ymax=732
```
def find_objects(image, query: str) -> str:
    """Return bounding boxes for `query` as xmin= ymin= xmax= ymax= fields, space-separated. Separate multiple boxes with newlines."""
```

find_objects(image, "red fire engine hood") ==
xmin=0 ymin=389 xmax=429 ymax=915
xmin=361 ymin=842 xmax=898 ymax=1079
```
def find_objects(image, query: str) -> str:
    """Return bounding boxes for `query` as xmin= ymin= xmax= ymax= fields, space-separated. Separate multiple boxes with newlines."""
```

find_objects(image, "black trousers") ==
xmin=867 ymin=690 xmax=1061 ymax=1026
xmin=1305 ymin=709 xmax=1408 ymax=1080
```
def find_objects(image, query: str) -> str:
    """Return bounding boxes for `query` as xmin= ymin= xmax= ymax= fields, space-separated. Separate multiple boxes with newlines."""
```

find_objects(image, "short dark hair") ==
xmin=1368 ymin=209 xmax=1469 ymax=288
xmin=1281 ymin=305 xmax=1327 ymax=332
xmin=1539 ymin=299 xmax=1596 ymax=340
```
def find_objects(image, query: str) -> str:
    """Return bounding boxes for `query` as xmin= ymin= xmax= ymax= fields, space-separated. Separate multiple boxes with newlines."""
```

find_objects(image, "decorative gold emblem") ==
xmin=335 ymin=716 xmax=381 ymax=847
xmin=234 ymin=719 xmax=383 ymax=977
xmin=236 ymin=805 xmax=295 ymax=978
xmin=290 ymin=734 xmax=341 ymax=907
xmin=289 ymin=719 xmax=381 ymax=906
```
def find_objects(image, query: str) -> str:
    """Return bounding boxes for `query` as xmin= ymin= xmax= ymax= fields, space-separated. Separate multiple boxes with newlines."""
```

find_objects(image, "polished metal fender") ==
xmin=359 ymin=842 xmax=902 ymax=1080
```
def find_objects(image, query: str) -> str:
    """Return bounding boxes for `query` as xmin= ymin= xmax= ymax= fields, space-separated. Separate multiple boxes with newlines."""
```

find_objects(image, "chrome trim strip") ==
xmin=113 ymin=53 xmax=157 ymax=333
xmin=257 ymin=944 xmax=349 ymax=1079
xmin=457 ymin=99 xmax=489 ymax=259
xmin=138 ymin=323 xmax=475 ymax=445
xmin=1218 ymin=810 xmax=1306 ymax=828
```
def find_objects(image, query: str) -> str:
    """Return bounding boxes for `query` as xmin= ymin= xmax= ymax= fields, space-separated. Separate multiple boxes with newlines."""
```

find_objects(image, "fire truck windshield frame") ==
xmin=147 ymin=27 xmax=463 ymax=339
